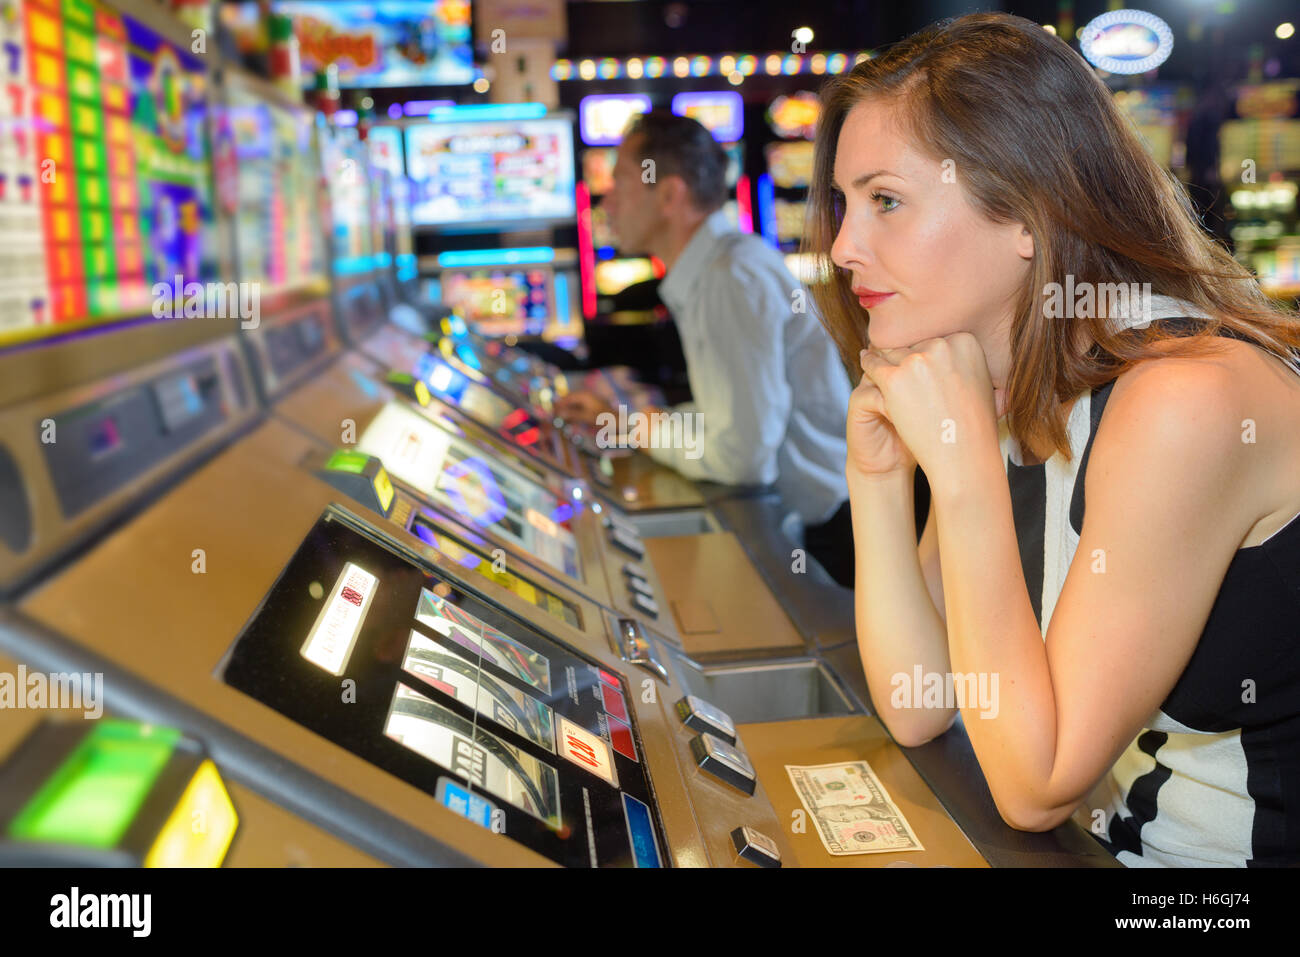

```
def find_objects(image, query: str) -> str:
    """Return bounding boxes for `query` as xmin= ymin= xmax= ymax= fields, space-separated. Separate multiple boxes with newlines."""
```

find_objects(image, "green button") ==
xmin=8 ymin=720 xmax=180 ymax=849
xmin=325 ymin=450 xmax=370 ymax=475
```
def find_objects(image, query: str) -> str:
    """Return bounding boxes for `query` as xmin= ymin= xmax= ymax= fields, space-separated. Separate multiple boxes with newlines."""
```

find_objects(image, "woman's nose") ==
xmin=830 ymin=218 xmax=867 ymax=272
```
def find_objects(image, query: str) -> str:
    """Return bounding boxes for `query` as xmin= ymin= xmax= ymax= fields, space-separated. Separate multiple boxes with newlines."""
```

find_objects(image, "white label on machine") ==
xmin=558 ymin=716 xmax=617 ymax=786
xmin=300 ymin=562 xmax=378 ymax=675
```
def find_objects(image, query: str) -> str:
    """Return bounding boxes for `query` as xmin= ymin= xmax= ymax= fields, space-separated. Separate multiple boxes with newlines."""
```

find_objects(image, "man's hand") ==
xmin=553 ymin=390 xmax=616 ymax=427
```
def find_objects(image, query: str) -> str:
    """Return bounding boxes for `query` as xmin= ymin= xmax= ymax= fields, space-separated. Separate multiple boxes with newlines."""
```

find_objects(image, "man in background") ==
xmin=555 ymin=112 xmax=855 ymax=586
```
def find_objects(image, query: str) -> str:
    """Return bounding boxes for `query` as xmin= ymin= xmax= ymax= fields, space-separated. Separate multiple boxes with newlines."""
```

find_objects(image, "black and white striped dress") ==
xmin=1000 ymin=296 xmax=1300 ymax=867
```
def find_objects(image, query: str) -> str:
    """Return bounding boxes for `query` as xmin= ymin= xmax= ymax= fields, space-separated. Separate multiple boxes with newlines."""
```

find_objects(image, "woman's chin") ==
xmin=866 ymin=324 xmax=909 ymax=351
xmin=869 ymin=316 xmax=964 ymax=351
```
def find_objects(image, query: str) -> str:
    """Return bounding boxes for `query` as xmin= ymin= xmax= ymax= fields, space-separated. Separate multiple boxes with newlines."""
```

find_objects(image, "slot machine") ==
xmin=0 ymin=1 xmax=1082 ymax=871
xmin=332 ymin=107 xmax=714 ymax=515
xmin=0 ymin=3 xmax=800 ymax=868
xmin=0 ymin=0 xmax=378 ymax=868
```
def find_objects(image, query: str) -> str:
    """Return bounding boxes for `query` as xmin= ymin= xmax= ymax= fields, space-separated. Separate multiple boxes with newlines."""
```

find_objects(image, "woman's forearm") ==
xmin=849 ymin=468 xmax=955 ymax=746
xmin=931 ymin=451 xmax=1063 ymax=826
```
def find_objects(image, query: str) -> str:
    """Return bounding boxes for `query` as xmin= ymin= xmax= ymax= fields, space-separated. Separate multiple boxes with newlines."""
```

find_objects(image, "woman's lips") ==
xmin=856 ymin=291 xmax=895 ymax=308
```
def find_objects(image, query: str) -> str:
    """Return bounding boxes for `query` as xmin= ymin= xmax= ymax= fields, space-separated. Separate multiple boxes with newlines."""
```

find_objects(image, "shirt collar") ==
xmin=658 ymin=209 xmax=734 ymax=315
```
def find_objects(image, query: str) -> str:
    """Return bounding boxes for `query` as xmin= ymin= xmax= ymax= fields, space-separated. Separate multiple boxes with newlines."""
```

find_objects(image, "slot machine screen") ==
xmin=223 ymin=508 xmax=664 ymax=867
xmin=274 ymin=1 xmax=473 ymax=89
xmin=594 ymin=259 xmax=657 ymax=297
xmin=1 ymin=2 xmax=214 ymax=345
xmin=368 ymin=126 xmax=417 ymax=281
xmin=405 ymin=117 xmax=576 ymax=228
xmin=356 ymin=401 xmax=581 ymax=580
xmin=765 ymin=141 xmax=814 ymax=189
xmin=369 ymin=166 xmax=393 ymax=271
xmin=390 ymin=177 xmax=417 ymax=282
xmin=227 ymin=83 xmax=326 ymax=292
xmin=321 ymin=128 xmax=377 ymax=275
xmin=581 ymin=147 xmax=617 ymax=197
xmin=671 ymin=91 xmax=744 ymax=144
xmin=439 ymin=267 xmax=564 ymax=337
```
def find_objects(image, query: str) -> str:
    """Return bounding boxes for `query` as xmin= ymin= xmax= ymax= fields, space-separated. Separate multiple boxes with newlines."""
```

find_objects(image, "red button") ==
xmin=598 ymin=669 xmax=620 ymax=688
xmin=602 ymin=684 xmax=628 ymax=721
xmin=607 ymin=715 xmax=637 ymax=762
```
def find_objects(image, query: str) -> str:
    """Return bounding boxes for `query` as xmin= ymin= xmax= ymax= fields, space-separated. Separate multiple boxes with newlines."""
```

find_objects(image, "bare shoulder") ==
xmin=1093 ymin=335 xmax=1300 ymax=545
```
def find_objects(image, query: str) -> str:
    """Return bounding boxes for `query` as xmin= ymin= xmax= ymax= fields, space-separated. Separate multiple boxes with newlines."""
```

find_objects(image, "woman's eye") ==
xmin=871 ymin=191 xmax=899 ymax=213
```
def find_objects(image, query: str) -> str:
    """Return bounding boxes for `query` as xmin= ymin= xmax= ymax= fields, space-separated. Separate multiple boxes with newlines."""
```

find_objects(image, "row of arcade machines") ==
xmin=0 ymin=1 xmax=1110 ymax=870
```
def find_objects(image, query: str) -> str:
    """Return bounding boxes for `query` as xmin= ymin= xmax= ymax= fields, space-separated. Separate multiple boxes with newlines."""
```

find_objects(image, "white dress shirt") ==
xmin=651 ymin=209 xmax=850 ymax=526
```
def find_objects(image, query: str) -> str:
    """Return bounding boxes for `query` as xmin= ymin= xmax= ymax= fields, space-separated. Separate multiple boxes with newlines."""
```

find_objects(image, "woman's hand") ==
xmin=858 ymin=334 xmax=1006 ymax=497
xmin=846 ymin=348 xmax=917 ymax=479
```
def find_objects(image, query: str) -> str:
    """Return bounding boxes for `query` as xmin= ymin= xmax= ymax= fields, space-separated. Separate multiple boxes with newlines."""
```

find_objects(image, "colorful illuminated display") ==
xmin=580 ymin=146 xmax=616 ymax=197
xmin=405 ymin=117 xmax=576 ymax=228
xmin=357 ymin=401 xmax=581 ymax=579
xmin=4 ymin=720 xmax=238 ymax=867
xmin=367 ymin=128 xmax=418 ymax=277
xmin=276 ymin=1 xmax=473 ymax=89
xmin=766 ymin=90 xmax=820 ymax=140
xmin=390 ymin=176 xmax=417 ymax=282
xmin=593 ymin=258 xmax=658 ymax=296
xmin=440 ymin=268 xmax=558 ymax=336
xmin=0 ymin=0 xmax=48 ymax=335
xmin=368 ymin=163 xmax=392 ymax=270
xmin=1080 ymin=10 xmax=1174 ymax=76
xmin=0 ymin=0 xmax=212 ymax=343
xmin=320 ymin=126 xmax=378 ymax=274
xmin=764 ymin=140 xmax=814 ymax=189
xmin=410 ymin=517 xmax=582 ymax=629
xmin=759 ymin=140 xmax=815 ymax=253
xmin=578 ymin=93 xmax=650 ymax=146
xmin=671 ymin=90 xmax=744 ymax=143
xmin=228 ymin=82 xmax=326 ymax=292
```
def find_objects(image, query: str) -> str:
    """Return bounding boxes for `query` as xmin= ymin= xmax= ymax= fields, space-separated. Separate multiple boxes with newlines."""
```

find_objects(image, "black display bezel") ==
xmin=222 ymin=507 xmax=665 ymax=867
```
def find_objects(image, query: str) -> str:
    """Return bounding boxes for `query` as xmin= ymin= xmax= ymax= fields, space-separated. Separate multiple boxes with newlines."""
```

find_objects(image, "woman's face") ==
xmin=829 ymin=99 xmax=1034 ymax=364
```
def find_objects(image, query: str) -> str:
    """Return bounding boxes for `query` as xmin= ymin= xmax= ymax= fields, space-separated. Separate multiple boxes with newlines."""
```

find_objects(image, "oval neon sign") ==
xmin=1080 ymin=10 xmax=1174 ymax=75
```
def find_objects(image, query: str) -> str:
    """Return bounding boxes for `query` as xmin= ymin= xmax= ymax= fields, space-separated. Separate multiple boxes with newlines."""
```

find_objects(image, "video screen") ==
xmin=581 ymin=147 xmax=617 ymax=197
xmin=320 ymin=128 xmax=377 ymax=275
xmin=405 ymin=118 xmax=576 ymax=228
xmin=227 ymin=85 xmax=327 ymax=292
xmin=578 ymin=94 xmax=650 ymax=147
xmin=595 ymin=259 xmax=658 ymax=297
xmin=369 ymin=167 xmax=393 ymax=270
xmin=765 ymin=141 xmax=815 ymax=189
xmin=671 ymin=91 xmax=744 ymax=143
xmin=1 ymin=7 xmax=214 ymax=344
xmin=223 ymin=509 xmax=664 ymax=867
xmin=357 ymin=401 xmax=582 ymax=580
xmin=409 ymin=517 xmax=583 ymax=630
xmin=389 ymin=178 xmax=418 ymax=281
xmin=440 ymin=267 xmax=560 ymax=336
xmin=274 ymin=1 xmax=473 ymax=88
xmin=590 ymin=205 xmax=617 ymax=249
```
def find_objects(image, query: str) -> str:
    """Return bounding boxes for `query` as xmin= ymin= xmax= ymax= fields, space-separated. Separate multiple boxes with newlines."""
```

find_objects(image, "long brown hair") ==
xmin=805 ymin=12 xmax=1300 ymax=459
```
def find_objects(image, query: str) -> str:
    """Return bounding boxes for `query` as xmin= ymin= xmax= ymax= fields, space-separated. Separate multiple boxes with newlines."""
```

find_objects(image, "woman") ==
xmin=806 ymin=12 xmax=1300 ymax=866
